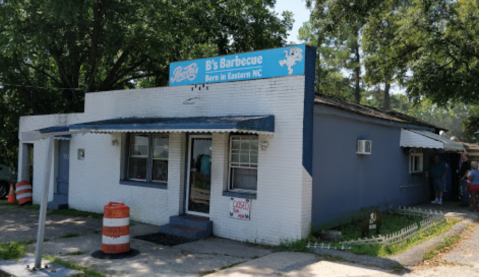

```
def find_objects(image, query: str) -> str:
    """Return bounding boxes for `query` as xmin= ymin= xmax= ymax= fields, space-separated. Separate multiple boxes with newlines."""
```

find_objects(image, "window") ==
xmin=126 ymin=134 xmax=169 ymax=184
xmin=229 ymin=135 xmax=258 ymax=192
xmin=151 ymin=136 xmax=169 ymax=183
xmin=409 ymin=153 xmax=423 ymax=174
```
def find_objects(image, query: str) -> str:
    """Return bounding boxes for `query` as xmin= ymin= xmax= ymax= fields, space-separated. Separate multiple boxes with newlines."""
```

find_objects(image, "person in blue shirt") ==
xmin=200 ymin=153 xmax=212 ymax=175
xmin=429 ymin=155 xmax=448 ymax=205
xmin=459 ymin=153 xmax=471 ymax=207
xmin=466 ymin=161 xmax=479 ymax=212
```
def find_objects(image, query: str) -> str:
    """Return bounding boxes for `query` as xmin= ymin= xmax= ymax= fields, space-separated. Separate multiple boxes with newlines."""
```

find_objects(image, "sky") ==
xmin=274 ymin=0 xmax=310 ymax=43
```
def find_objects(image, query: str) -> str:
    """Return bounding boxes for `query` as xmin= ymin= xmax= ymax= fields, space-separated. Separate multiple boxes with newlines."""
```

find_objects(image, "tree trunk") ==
xmin=354 ymin=45 xmax=361 ymax=103
xmin=383 ymin=81 xmax=391 ymax=110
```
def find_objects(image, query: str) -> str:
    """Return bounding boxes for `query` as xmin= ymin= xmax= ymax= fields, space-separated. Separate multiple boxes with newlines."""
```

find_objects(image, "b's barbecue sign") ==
xmin=169 ymin=45 xmax=307 ymax=86
xmin=229 ymin=198 xmax=250 ymax=220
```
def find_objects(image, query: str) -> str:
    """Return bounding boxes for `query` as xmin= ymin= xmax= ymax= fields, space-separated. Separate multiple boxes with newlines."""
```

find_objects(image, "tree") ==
xmin=362 ymin=92 xmax=479 ymax=143
xmin=0 ymin=0 xmax=293 ymax=167
xmin=361 ymin=0 xmax=413 ymax=110
xmin=306 ymin=0 xmax=381 ymax=103
xmin=390 ymin=0 xmax=479 ymax=106
xmin=298 ymin=20 xmax=353 ymax=99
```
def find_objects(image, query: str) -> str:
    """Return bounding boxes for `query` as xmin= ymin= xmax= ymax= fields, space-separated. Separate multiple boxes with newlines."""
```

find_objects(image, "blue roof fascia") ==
xmin=237 ymin=116 xmax=274 ymax=132
xmin=38 ymin=126 xmax=70 ymax=134
xmin=69 ymin=115 xmax=275 ymax=133
xmin=55 ymin=135 xmax=72 ymax=139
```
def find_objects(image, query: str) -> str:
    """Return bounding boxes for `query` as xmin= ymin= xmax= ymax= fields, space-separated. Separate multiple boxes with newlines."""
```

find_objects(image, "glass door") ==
xmin=186 ymin=137 xmax=212 ymax=214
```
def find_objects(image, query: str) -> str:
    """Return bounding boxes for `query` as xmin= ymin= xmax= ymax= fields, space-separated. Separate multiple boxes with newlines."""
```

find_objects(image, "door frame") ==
xmin=185 ymin=134 xmax=212 ymax=216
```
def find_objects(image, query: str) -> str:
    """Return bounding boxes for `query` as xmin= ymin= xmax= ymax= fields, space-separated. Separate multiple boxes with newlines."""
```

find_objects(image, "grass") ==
xmin=390 ymin=265 xmax=406 ymax=273
xmin=58 ymin=233 xmax=80 ymax=239
xmin=199 ymin=269 xmax=217 ymax=276
xmin=21 ymin=204 xmax=40 ymax=210
xmin=278 ymin=215 xmax=461 ymax=258
xmin=342 ymin=218 xmax=461 ymax=257
xmin=277 ymin=239 xmax=310 ymax=253
xmin=64 ymin=251 xmax=84 ymax=256
xmin=423 ymin=234 xmax=461 ymax=260
xmin=329 ymin=213 xmax=421 ymax=242
xmin=48 ymin=209 xmax=103 ymax=219
xmin=0 ymin=242 xmax=27 ymax=260
xmin=0 ymin=200 xmax=17 ymax=206
xmin=199 ymin=262 xmax=244 ymax=275
xmin=44 ymin=255 xmax=107 ymax=277
xmin=19 ymin=239 xmax=36 ymax=245
xmin=219 ymin=262 xmax=243 ymax=270
xmin=0 ymin=200 xmax=103 ymax=219
xmin=322 ymin=254 xmax=346 ymax=262
xmin=0 ymin=200 xmax=40 ymax=210
xmin=0 ymin=238 xmax=54 ymax=260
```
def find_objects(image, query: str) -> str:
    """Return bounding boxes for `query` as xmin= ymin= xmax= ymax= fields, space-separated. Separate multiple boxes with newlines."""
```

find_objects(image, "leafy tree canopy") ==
xmin=0 ymin=0 xmax=293 ymax=166
xmin=387 ymin=0 xmax=479 ymax=106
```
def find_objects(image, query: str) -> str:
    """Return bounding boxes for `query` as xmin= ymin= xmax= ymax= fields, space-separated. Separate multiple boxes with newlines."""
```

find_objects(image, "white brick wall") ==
xmin=18 ymin=75 xmax=311 ymax=245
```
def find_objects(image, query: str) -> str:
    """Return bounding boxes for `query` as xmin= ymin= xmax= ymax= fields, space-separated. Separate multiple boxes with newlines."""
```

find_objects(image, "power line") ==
xmin=0 ymin=82 xmax=84 ymax=91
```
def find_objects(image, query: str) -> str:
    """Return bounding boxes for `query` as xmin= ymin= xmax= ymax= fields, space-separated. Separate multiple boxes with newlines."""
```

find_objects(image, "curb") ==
xmin=313 ymin=212 xmax=477 ymax=269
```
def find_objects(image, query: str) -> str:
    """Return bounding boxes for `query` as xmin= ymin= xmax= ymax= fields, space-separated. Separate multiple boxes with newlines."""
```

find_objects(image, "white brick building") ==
xmin=17 ymin=45 xmax=317 ymax=245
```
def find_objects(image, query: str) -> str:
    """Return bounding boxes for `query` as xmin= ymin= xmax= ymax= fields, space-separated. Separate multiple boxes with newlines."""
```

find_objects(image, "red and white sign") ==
xmin=229 ymin=197 xmax=250 ymax=220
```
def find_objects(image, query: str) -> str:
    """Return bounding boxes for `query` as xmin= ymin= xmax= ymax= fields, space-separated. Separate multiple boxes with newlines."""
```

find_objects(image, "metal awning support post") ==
xmin=34 ymin=134 xmax=54 ymax=269
xmin=19 ymin=128 xmax=89 ymax=269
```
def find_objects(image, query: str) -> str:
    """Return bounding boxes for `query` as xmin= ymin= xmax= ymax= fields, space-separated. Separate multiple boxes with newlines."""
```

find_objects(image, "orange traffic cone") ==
xmin=7 ymin=184 xmax=15 ymax=203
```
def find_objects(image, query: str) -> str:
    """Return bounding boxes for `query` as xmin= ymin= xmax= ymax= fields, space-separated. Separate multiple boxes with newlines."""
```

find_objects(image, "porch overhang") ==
xmin=37 ymin=126 xmax=72 ymax=140
xmin=400 ymin=129 xmax=465 ymax=152
xmin=21 ymin=126 xmax=88 ymax=141
xmin=69 ymin=115 xmax=275 ymax=135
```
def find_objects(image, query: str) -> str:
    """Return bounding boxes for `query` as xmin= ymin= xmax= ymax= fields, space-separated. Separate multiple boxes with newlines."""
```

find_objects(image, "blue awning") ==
xmin=37 ymin=126 xmax=72 ymax=139
xmin=38 ymin=126 xmax=70 ymax=134
xmin=69 ymin=115 xmax=275 ymax=134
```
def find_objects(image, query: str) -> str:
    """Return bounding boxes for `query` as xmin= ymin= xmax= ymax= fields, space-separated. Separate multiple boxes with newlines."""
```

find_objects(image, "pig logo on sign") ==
xmin=279 ymin=47 xmax=303 ymax=75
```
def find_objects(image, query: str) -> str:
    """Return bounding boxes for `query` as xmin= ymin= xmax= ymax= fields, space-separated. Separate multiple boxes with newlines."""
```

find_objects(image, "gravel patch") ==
xmin=313 ymin=248 xmax=402 ymax=269
xmin=389 ymin=213 xmax=476 ymax=268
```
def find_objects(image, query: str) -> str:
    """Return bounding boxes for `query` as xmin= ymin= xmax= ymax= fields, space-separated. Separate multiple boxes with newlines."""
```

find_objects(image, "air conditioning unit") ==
xmin=357 ymin=140 xmax=372 ymax=155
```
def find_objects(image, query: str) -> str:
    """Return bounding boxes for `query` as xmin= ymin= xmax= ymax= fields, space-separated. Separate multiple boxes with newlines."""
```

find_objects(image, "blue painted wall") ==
xmin=311 ymin=108 xmax=432 ymax=229
xmin=302 ymin=46 xmax=316 ymax=176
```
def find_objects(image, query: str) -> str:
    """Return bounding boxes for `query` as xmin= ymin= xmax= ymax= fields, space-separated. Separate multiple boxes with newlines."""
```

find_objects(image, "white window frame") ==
xmin=127 ymin=134 xmax=149 ymax=181
xmin=228 ymin=135 xmax=258 ymax=193
xmin=409 ymin=153 xmax=423 ymax=174
xmin=151 ymin=135 xmax=169 ymax=183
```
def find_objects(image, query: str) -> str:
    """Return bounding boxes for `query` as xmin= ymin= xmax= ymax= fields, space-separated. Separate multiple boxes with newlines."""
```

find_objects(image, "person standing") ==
xmin=459 ymin=153 xmax=471 ymax=207
xmin=430 ymin=155 xmax=449 ymax=205
xmin=466 ymin=161 xmax=479 ymax=212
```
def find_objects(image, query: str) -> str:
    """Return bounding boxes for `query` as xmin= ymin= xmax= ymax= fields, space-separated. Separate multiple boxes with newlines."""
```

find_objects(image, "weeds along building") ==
xmin=17 ymin=45 xmax=464 ymax=245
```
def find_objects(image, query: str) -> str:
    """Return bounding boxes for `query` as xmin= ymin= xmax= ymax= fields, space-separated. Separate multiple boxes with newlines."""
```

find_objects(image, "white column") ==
xmin=167 ymin=133 xmax=186 ymax=215
xmin=17 ymin=142 xmax=31 ymax=183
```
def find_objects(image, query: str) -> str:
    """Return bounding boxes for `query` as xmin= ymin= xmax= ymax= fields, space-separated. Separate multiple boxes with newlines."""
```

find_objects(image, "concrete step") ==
xmin=169 ymin=215 xmax=212 ymax=231
xmin=158 ymin=224 xmax=211 ymax=239
xmin=47 ymin=194 xmax=69 ymax=210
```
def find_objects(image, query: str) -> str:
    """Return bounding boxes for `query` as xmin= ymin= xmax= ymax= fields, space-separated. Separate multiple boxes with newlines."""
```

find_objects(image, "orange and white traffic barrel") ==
xmin=15 ymin=181 xmax=33 ymax=206
xmin=102 ymin=202 xmax=130 ymax=254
